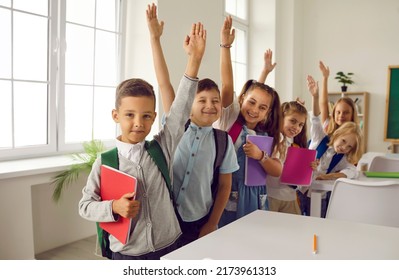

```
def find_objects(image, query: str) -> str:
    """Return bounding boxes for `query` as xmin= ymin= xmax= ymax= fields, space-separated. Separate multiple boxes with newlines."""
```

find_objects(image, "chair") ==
xmin=368 ymin=156 xmax=399 ymax=172
xmin=326 ymin=178 xmax=399 ymax=228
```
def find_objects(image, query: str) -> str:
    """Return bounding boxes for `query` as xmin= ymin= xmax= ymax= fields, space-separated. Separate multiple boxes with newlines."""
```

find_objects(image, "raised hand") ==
xmin=220 ymin=15 xmax=235 ymax=46
xmin=146 ymin=3 xmax=164 ymax=40
xmin=319 ymin=61 xmax=330 ymax=79
xmin=307 ymin=75 xmax=319 ymax=97
xmin=184 ymin=22 xmax=207 ymax=60
xmin=263 ymin=49 xmax=277 ymax=75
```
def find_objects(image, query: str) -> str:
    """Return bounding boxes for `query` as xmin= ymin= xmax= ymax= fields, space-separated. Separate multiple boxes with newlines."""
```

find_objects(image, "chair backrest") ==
xmin=368 ymin=156 xmax=399 ymax=172
xmin=326 ymin=178 xmax=399 ymax=228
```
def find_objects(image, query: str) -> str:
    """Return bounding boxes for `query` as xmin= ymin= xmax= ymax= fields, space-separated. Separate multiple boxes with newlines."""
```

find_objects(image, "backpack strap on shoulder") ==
xmin=327 ymin=153 xmax=344 ymax=174
xmin=315 ymin=136 xmax=344 ymax=174
xmin=228 ymin=119 xmax=243 ymax=144
xmin=211 ymin=128 xmax=228 ymax=199
xmin=184 ymin=119 xmax=191 ymax=131
xmin=101 ymin=147 xmax=119 ymax=169
xmin=144 ymin=140 xmax=174 ymax=202
xmin=315 ymin=135 xmax=330 ymax=159
xmin=98 ymin=147 xmax=119 ymax=259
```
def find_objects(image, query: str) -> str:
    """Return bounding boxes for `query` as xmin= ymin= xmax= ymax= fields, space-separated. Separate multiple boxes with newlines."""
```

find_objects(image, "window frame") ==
xmin=224 ymin=0 xmax=249 ymax=96
xmin=0 ymin=0 xmax=125 ymax=161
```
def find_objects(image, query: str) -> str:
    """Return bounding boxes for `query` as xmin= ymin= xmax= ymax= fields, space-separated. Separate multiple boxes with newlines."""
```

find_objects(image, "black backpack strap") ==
xmin=184 ymin=119 xmax=191 ymax=131
xmin=211 ymin=128 xmax=228 ymax=199
xmin=98 ymin=147 xmax=119 ymax=259
xmin=144 ymin=140 xmax=174 ymax=202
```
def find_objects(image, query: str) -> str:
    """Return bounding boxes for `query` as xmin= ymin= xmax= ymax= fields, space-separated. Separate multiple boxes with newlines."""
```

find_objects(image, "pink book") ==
xmin=244 ymin=135 xmax=274 ymax=186
xmin=280 ymin=146 xmax=316 ymax=186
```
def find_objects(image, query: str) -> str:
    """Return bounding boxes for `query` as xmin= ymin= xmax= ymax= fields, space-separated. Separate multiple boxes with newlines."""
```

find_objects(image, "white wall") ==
xmin=4 ymin=0 xmax=397 ymax=260
xmin=32 ymin=176 xmax=95 ymax=255
xmin=248 ymin=0 xmax=276 ymax=86
xmin=293 ymin=0 xmax=399 ymax=152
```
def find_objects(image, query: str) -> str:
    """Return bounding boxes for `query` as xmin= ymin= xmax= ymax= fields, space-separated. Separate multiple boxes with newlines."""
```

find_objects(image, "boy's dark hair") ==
xmin=115 ymin=78 xmax=156 ymax=109
xmin=281 ymin=101 xmax=308 ymax=148
xmin=197 ymin=78 xmax=220 ymax=94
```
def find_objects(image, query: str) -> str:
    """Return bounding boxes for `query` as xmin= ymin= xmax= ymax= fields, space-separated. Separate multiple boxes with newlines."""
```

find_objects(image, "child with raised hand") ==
xmin=257 ymin=49 xmax=306 ymax=214
xmin=78 ymin=21 xmax=206 ymax=260
xmin=312 ymin=60 xmax=358 ymax=145
xmin=146 ymin=4 xmax=239 ymax=247
xmin=215 ymin=16 xmax=283 ymax=227
xmin=258 ymin=49 xmax=277 ymax=84
xmin=146 ymin=3 xmax=175 ymax=113
xmin=304 ymin=75 xmax=363 ymax=217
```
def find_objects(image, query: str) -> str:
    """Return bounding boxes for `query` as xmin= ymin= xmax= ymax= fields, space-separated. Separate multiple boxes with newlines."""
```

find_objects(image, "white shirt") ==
xmin=115 ymin=137 xmax=144 ymax=164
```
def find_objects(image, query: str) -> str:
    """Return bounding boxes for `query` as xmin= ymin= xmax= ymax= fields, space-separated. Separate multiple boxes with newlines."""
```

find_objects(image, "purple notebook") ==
xmin=280 ymin=146 xmax=316 ymax=186
xmin=244 ymin=135 xmax=273 ymax=186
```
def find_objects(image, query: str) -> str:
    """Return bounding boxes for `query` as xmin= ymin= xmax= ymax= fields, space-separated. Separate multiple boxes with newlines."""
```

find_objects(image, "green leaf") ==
xmin=51 ymin=139 xmax=106 ymax=203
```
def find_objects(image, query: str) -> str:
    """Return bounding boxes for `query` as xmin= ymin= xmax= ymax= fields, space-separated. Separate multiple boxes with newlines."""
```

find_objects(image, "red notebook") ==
xmin=100 ymin=165 xmax=137 ymax=244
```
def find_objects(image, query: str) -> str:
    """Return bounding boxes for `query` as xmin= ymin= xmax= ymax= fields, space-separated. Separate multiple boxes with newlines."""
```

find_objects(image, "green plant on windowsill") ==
xmin=335 ymin=71 xmax=354 ymax=92
xmin=51 ymin=139 xmax=105 ymax=202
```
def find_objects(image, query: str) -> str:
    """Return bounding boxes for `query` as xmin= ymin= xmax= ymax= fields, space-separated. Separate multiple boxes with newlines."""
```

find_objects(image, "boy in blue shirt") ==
xmin=147 ymin=4 xmax=238 ymax=246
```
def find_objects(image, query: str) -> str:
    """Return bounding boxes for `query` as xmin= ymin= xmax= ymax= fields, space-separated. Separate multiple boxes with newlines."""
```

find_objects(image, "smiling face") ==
xmin=333 ymin=132 xmax=357 ymax=154
xmin=333 ymin=100 xmax=354 ymax=126
xmin=190 ymin=89 xmax=221 ymax=127
xmin=239 ymin=88 xmax=272 ymax=130
xmin=112 ymin=96 xmax=156 ymax=144
xmin=282 ymin=112 xmax=306 ymax=138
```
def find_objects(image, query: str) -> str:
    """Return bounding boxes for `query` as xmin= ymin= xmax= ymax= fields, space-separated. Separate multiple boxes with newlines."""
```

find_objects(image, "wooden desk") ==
xmin=162 ymin=210 xmax=399 ymax=260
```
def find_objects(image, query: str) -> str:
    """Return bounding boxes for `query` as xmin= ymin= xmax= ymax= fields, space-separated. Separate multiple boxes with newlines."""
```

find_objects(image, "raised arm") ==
xmin=318 ymin=61 xmax=330 ymax=124
xmin=258 ymin=49 xmax=276 ymax=83
xmin=307 ymin=75 xmax=320 ymax=116
xmin=146 ymin=3 xmax=175 ymax=113
xmin=183 ymin=22 xmax=206 ymax=79
xmin=220 ymin=16 xmax=235 ymax=108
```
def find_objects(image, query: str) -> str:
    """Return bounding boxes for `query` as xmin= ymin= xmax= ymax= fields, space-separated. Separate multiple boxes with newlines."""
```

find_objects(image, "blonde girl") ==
xmin=305 ymin=75 xmax=363 ymax=217
xmin=312 ymin=61 xmax=358 ymax=149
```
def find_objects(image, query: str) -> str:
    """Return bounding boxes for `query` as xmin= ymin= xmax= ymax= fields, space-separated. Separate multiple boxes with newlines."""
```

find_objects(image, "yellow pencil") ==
xmin=313 ymin=234 xmax=318 ymax=254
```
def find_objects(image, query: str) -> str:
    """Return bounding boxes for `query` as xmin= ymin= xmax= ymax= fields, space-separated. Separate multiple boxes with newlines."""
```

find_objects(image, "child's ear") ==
xmin=152 ymin=112 xmax=157 ymax=123
xmin=112 ymin=109 xmax=119 ymax=123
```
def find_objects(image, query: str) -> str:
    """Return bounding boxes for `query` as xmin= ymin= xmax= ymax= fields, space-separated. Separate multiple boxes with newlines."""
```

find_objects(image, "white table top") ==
xmin=162 ymin=210 xmax=399 ymax=260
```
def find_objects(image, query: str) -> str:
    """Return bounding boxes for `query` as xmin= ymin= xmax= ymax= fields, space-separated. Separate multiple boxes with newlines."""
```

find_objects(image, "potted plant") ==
xmin=51 ymin=139 xmax=105 ymax=202
xmin=335 ymin=71 xmax=354 ymax=92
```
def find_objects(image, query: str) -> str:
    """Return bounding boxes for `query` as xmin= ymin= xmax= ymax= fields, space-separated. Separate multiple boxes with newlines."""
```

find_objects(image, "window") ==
xmin=0 ymin=0 xmax=122 ymax=160
xmin=225 ymin=0 xmax=248 ymax=95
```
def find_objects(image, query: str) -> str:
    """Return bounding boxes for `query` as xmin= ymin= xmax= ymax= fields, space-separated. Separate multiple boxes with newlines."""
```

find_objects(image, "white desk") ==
xmin=308 ymin=152 xmax=399 ymax=217
xmin=162 ymin=210 xmax=399 ymax=260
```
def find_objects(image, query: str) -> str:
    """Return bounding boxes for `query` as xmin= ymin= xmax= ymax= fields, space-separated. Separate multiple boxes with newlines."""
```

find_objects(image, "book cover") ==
xmin=244 ymin=135 xmax=274 ymax=186
xmin=364 ymin=171 xmax=399 ymax=178
xmin=100 ymin=165 xmax=137 ymax=245
xmin=280 ymin=146 xmax=317 ymax=186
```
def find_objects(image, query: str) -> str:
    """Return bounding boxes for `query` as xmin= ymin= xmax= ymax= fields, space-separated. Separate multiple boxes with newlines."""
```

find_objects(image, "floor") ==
xmin=35 ymin=235 xmax=107 ymax=260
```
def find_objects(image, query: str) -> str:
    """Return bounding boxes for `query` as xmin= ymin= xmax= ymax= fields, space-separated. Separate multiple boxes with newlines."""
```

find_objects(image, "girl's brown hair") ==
xmin=281 ymin=101 xmax=308 ymax=148
xmin=238 ymin=80 xmax=282 ymax=154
